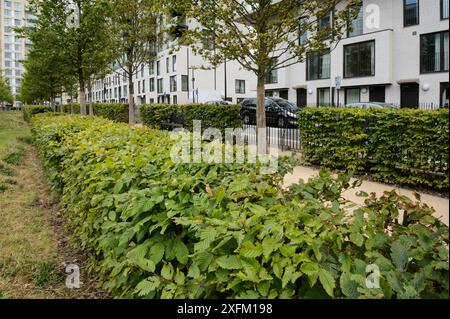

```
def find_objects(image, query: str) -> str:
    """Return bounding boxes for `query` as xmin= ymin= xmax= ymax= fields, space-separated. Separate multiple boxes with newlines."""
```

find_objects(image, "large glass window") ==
xmin=170 ymin=75 xmax=177 ymax=92
xmin=181 ymin=75 xmax=189 ymax=91
xmin=346 ymin=88 xmax=361 ymax=104
xmin=149 ymin=78 xmax=155 ymax=92
xmin=172 ymin=55 xmax=177 ymax=72
xmin=317 ymin=88 xmax=331 ymax=106
xmin=157 ymin=79 xmax=163 ymax=93
xmin=348 ymin=4 xmax=363 ymax=37
xmin=299 ymin=17 xmax=308 ymax=45
xmin=441 ymin=82 xmax=449 ymax=107
xmin=442 ymin=0 xmax=449 ymax=19
xmin=235 ymin=80 xmax=245 ymax=94
xmin=420 ymin=31 xmax=449 ymax=73
xmin=306 ymin=50 xmax=330 ymax=80
xmin=318 ymin=11 xmax=331 ymax=31
xmin=344 ymin=41 xmax=375 ymax=78
xmin=265 ymin=59 xmax=278 ymax=84
xmin=404 ymin=0 xmax=419 ymax=26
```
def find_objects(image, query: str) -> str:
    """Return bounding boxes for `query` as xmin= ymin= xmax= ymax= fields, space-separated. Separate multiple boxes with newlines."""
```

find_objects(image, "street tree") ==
xmin=163 ymin=0 xmax=361 ymax=149
xmin=23 ymin=0 xmax=115 ymax=115
xmin=108 ymin=0 xmax=159 ymax=124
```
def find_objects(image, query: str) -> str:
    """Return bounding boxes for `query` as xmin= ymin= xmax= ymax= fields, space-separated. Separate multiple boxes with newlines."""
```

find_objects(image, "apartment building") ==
xmin=0 ymin=0 xmax=33 ymax=104
xmin=89 ymin=22 xmax=257 ymax=106
xmin=266 ymin=0 xmax=449 ymax=108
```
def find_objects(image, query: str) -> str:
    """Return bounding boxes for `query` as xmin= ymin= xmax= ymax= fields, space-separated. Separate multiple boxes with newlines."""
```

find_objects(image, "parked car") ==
xmin=344 ymin=102 xmax=397 ymax=109
xmin=205 ymin=100 xmax=233 ymax=105
xmin=240 ymin=97 xmax=298 ymax=128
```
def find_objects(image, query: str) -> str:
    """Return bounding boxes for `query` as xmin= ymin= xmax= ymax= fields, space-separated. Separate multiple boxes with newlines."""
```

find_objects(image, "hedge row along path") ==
xmin=0 ymin=111 xmax=105 ymax=298
xmin=284 ymin=165 xmax=449 ymax=225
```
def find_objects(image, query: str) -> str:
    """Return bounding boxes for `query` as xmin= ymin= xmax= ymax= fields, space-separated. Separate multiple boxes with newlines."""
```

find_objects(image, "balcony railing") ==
xmin=421 ymin=52 xmax=450 ymax=72
xmin=404 ymin=5 xmax=419 ymax=26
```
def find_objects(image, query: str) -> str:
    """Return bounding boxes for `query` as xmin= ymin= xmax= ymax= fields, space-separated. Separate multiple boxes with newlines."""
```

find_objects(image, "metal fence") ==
xmin=242 ymin=124 xmax=301 ymax=152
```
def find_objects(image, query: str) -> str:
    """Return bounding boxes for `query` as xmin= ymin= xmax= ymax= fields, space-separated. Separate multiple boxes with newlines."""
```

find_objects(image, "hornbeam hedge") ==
xmin=31 ymin=114 xmax=449 ymax=299
xmin=140 ymin=103 xmax=242 ymax=131
xmin=93 ymin=103 xmax=129 ymax=123
xmin=22 ymin=105 xmax=53 ymax=122
xmin=298 ymin=108 xmax=449 ymax=191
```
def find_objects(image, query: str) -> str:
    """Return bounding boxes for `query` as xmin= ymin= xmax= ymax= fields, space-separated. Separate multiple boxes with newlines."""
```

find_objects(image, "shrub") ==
xmin=298 ymin=108 xmax=449 ymax=191
xmin=140 ymin=103 xmax=242 ymax=132
xmin=22 ymin=105 xmax=52 ymax=122
xmin=93 ymin=103 xmax=129 ymax=123
xmin=61 ymin=103 xmax=81 ymax=114
xmin=32 ymin=114 xmax=449 ymax=299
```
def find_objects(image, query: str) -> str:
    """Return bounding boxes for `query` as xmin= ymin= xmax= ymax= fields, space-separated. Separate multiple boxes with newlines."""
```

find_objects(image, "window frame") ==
xmin=441 ymin=0 xmax=449 ymax=20
xmin=420 ymin=30 xmax=449 ymax=74
xmin=306 ymin=50 xmax=331 ymax=81
xmin=343 ymin=40 xmax=376 ymax=79
xmin=403 ymin=0 xmax=420 ymax=27
xmin=235 ymin=79 xmax=246 ymax=94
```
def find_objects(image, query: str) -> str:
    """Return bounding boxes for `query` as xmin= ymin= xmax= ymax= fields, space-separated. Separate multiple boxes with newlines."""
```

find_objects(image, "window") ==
xmin=142 ymin=80 xmax=145 ymax=93
xmin=170 ymin=75 xmax=177 ymax=92
xmin=172 ymin=55 xmax=177 ymax=72
xmin=265 ymin=59 xmax=278 ymax=84
xmin=235 ymin=80 xmax=245 ymax=94
xmin=181 ymin=75 xmax=189 ymax=91
xmin=173 ymin=95 xmax=178 ymax=105
xmin=404 ymin=0 xmax=419 ymax=26
xmin=138 ymin=81 xmax=141 ymax=94
xmin=442 ymin=0 xmax=449 ymax=19
xmin=166 ymin=57 xmax=170 ymax=73
xmin=348 ymin=4 xmax=363 ymax=37
xmin=123 ymin=86 xmax=127 ymax=97
xmin=141 ymin=65 xmax=144 ymax=77
xmin=318 ymin=11 xmax=331 ymax=31
xmin=14 ymin=1 xmax=22 ymax=9
xmin=306 ymin=50 xmax=330 ymax=80
xmin=317 ymin=88 xmax=331 ymax=106
xmin=420 ymin=31 xmax=449 ymax=73
xmin=157 ymin=79 xmax=163 ymax=93
xmin=4 ymin=0 xmax=11 ymax=8
xmin=149 ymin=62 xmax=155 ymax=75
xmin=157 ymin=60 xmax=161 ymax=76
xmin=344 ymin=41 xmax=375 ymax=78
xmin=149 ymin=78 xmax=155 ymax=92
xmin=345 ymin=88 xmax=361 ymax=104
xmin=441 ymin=82 xmax=449 ymax=107
xmin=299 ymin=17 xmax=308 ymax=45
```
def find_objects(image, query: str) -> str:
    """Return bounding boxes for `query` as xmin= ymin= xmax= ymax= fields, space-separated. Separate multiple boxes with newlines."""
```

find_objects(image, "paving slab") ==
xmin=284 ymin=165 xmax=449 ymax=225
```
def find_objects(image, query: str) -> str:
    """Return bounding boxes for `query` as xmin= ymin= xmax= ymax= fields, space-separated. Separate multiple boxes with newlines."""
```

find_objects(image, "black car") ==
xmin=240 ymin=97 xmax=298 ymax=128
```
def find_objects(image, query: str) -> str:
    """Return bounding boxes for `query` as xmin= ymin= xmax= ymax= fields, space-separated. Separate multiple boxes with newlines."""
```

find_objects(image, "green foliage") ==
xmin=93 ymin=103 xmax=129 ymax=123
xmin=2 ymin=148 xmax=25 ymax=165
xmin=31 ymin=114 xmax=449 ymax=299
xmin=31 ymin=261 xmax=60 ymax=288
xmin=140 ymin=103 xmax=242 ymax=131
xmin=0 ymin=75 xmax=14 ymax=104
xmin=0 ymin=183 xmax=7 ymax=193
xmin=298 ymin=107 xmax=449 ymax=191
xmin=0 ymin=163 xmax=14 ymax=177
xmin=22 ymin=105 xmax=53 ymax=123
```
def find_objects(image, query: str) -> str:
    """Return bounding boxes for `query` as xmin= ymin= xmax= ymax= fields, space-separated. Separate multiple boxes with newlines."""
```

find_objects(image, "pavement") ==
xmin=284 ymin=165 xmax=449 ymax=225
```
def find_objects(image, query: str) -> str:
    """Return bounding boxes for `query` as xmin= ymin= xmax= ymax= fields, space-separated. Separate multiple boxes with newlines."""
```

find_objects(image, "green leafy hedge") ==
xmin=140 ymin=103 xmax=242 ymax=131
xmin=61 ymin=103 xmax=81 ymax=114
xmin=298 ymin=108 xmax=449 ymax=191
xmin=31 ymin=114 xmax=449 ymax=299
xmin=93 ymin=103 xmax=129 ymax=123
xmin=22 ymin=105 xmax=53 ymax=122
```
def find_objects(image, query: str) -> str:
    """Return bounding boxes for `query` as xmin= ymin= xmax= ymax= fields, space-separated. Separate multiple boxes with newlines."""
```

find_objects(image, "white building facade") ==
xmin=0 ymin=0 xmax=34 ymax=105
xmin=266 ymin=0 xmax=449 ymax=109
xmin=89 ymin=45 xmax=257 ymax=106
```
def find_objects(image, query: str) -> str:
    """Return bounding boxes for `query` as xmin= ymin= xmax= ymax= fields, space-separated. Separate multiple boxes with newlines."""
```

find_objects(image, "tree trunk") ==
xmin=88 ymin=82 xmax=94 ymax=115
xmin=128 ymin=65 xmax=135 ymax=125
xmin=256 ymin=74 xmax=267 ymax=154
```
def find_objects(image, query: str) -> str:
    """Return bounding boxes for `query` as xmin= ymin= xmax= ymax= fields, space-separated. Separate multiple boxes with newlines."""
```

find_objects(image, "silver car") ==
xmin=345 ymin=102 xmax=397 ymax=109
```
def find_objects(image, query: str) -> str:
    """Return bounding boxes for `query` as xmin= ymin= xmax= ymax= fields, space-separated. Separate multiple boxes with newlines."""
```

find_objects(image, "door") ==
xmin=369 ymin=86 xmax=386 ymax=102
xmin=296 ymin=88 xmax=307 ymax=108
xmin=400 ymin=83 xmax=419 ymax=108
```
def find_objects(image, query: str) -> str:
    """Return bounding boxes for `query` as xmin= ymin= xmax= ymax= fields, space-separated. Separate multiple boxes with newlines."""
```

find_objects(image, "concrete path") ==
xmin=284 ymin=165 xmax=449 ymax=225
